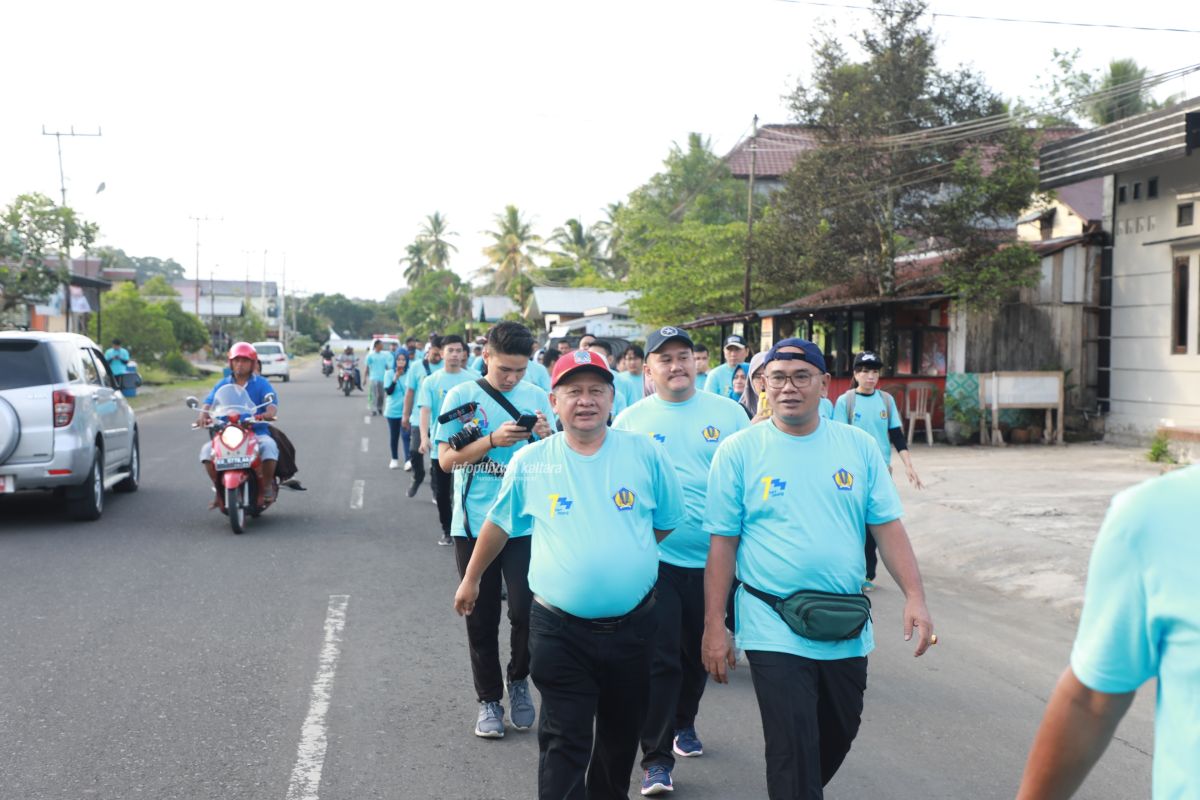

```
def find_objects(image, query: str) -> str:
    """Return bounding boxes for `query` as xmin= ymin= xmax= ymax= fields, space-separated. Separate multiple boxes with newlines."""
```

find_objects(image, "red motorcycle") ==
xmin=188 ymin=385 xmax=278 ymax=534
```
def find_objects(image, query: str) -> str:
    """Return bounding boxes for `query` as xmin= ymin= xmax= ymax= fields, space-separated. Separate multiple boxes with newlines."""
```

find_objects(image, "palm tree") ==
xmin=399 ymin=240 xmax=430 ymax=285
xmin=1087 ymin=59 xmax=1176 ymax=126
xmin=479 ymin=205 xmax=542 ymax=310
xmin=548 ymin=218 xmax=605 ymax=267
xmin=418 ymin=211 xmax=458 ymax=270
xmin=593 ymin=202 xmax=629 ymax=280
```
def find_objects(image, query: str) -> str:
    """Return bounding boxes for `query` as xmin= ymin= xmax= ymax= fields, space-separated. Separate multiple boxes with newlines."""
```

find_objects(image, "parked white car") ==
xmin=0 ymin=331 xmax=139 ymax=520
xmin=253 ymin=341 xmax=290 ymax=382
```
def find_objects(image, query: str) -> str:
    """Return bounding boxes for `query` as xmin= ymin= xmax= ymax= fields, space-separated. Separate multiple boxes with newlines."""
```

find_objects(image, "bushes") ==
xmin=161 ymin=351 xmax=195 ymax=377
xmin=289 ymin=333 xmax=319 ymax=355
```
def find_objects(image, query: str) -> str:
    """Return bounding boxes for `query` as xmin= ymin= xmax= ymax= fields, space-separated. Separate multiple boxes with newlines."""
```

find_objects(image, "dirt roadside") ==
xmin=894 ymin=442 xmax=1171 ymax=619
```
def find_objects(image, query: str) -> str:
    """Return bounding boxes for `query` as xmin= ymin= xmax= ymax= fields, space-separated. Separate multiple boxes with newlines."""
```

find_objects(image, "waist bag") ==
xmin=742 ymin=584 xmax=872 ymax=642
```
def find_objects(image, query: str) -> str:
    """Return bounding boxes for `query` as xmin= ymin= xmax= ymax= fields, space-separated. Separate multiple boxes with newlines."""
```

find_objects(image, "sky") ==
xmin=3 ymin=0 xmax=1197 ymax=302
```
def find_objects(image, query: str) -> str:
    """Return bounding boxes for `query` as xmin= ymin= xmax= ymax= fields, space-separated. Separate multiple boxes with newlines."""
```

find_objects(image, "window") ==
xmin=1133 ymin=182 xmax=1142 ymax=200
xmin=0 ymin=340 xmax=53 ymax=390
xmin=1179 ymin=203 xmax=1195 ymax=227
xmin=1118 ymin=185 xmax=1128 ymax=203
xmin=1173 ymin=256 xmax=1190 ymax=354
xmin=1148 ymin=177 xmax=1159 ymax=198
xmin=79 ymin=348 xmax=102 ymax=385
xmin=89 ymin=350 xmax=116 ymax=389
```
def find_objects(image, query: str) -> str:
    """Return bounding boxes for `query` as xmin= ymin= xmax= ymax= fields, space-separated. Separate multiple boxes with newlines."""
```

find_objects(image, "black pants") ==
xmin=529 ymin=598 xmax=657 ymax=800
xmin=864 ymin=530 xmax=878 ymax=581
xmin=454 ymin=536 xmax=532 ymax=703
xmin=640 ymin=562 xmax=708 ymax=770
xmin=747 ymin=651 xmax=868 ymax=800
xmin=431 ymin=458 xmax=453 ymax=536
xmin=407 ymin=427 xmax=426 ymax=485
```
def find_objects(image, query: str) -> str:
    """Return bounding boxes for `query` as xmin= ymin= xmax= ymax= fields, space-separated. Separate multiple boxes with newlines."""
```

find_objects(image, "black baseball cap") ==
xmin=724 ymin=334 xmax=748 ymax=349
xmin=763 ymin=337 xmax=827 ymax=373
xmin=646 ymin=325 xmax=694 ymax=355
xmin=853 ymin=351 xmax=884 ymax=371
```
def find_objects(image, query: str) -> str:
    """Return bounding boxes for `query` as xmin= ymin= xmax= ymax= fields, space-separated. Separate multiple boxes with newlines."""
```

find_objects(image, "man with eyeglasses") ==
xmin=455 ymin=349 xmax=685 ymax=800
xmin=701 ymin=337 xmax=935 ymax=799
xmin=613 ymin=326 xmax=750 ymax=796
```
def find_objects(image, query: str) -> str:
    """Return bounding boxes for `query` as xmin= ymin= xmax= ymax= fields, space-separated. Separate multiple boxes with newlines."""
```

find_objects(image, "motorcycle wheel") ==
xmin=343 ymin=381 xmax=352 ymax=396
xmin=226 ymin=485 xmax=245 ymax=534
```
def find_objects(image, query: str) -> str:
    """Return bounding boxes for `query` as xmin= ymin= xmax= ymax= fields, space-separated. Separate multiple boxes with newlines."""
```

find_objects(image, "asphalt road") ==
xmin=0 ymin=363 xmax=1154 ymax=799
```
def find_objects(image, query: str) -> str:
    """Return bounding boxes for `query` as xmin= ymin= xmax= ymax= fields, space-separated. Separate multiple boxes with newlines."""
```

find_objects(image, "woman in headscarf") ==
xmin=739 ymin=352 xmax=770 ymax=423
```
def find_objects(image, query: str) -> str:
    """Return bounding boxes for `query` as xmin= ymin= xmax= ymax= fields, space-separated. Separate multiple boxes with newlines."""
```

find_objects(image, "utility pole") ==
xmin=261 ymin=250 xmax=269 ymax=336
xmin=42 ymin=126 xmax=101 ymax=333
xmin=280 ymin=252 xmax=287 ymax=351
xmin=743 ymin=115 xmax=758 ymax=313
xmin=189 ymin=216 xmax=221 ymax=316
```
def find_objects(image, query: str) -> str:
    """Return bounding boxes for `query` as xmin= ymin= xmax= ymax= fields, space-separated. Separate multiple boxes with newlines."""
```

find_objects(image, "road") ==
xmin=0 ymin=362 xmax=1155 ymax=799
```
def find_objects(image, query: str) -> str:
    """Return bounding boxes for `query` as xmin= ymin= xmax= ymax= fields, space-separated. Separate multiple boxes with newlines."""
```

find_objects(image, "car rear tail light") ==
xmin=52 ymin=390 xmax=75 ymax=427
xmin=220 ymin=426 xmax=246 ymax=449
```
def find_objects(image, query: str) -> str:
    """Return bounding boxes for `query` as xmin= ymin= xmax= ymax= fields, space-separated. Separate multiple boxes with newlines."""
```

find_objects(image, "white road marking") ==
xmin=360 ymin=437 xmax=369 ymax=453
xmin=350 ymin=480 xmax=364 ymax=509
xmin=363 ymin=415 xmax=371 ymax=425
xmin=284 ymin=594 xmax=350 ymax=800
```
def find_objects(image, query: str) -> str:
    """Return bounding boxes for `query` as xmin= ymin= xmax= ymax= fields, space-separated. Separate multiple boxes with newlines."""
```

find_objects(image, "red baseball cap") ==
xmin=551 ymin=349 xmax=614 ymax=388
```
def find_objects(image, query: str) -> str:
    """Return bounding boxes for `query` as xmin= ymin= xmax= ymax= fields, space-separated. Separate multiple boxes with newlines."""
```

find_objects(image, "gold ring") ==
xmin=930 ymin=634 xmax=938 ymax=645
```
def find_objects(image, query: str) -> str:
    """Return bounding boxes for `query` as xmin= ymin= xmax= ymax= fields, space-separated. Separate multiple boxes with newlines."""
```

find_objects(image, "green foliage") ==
xmin=1147 ymin=434 xmax=1176 ymax=464
xmin=0 ymin=193 xmax=98 ymax=311
xmin=397 ymin=269 xmax=471 ymax=336
xmin=400 ymin=240 xmax=430 ymax=285
xmin=1033 ymin=50 xmax=1178 ymax=127
xmin=157 ymin=300 xmax=210 ymax=352
xmin=943 ymin=393 xmax=981 ymax=427
xmin=161 ymin=350 xmax=196 ymax=377
xmin=310 ymin=293 xmax=376 ymax=337
xmin=418 ymin=212 xmax=458 ymax=271
xmin=479 ymin=205 xmax=542 ymax=310
xmin=224 ymin=308 xmax=266 ymax=343
xmin=88 ymin=283 xmax=176 ymax=363
xmin=289 ymin=333 xmax=320 ymax=355
xmin=139 ymin=275 xmax=178 ymax=297
xmin=96 ymin=247 xmax=186 ymax=283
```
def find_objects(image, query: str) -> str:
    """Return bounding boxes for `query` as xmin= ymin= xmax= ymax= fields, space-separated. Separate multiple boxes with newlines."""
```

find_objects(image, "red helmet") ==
xmin=228 ymin=341 xmax=258 ymax=362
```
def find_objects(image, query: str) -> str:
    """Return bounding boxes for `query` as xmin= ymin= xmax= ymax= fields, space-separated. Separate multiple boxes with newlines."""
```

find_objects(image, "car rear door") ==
xmin=79 ymin=347 xmax=129 ymax=471
xmin=0 ymin=338 xmax=58 ymax=465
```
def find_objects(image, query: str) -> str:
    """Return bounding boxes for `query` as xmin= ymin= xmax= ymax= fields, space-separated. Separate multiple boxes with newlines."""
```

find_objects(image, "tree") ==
xmin=479 ymin=205 xmax=542 ymax=311
xmin=399 ymin=241 xmax=430 ymax=285
xmin=1032 ymin=51 xmax=1179 ymax=127
xmin=541 ymin=218 xmax=610 ymax=286
xmin=755 ymin=0 xmax=1043 ymax=365
xmin=88 ymin=283 xmax=176 ymax=363
xmin=224 ymin=308 xmax=266 ymax=344
xmin=310 ymin=293 xmax=376 ymax=337
xmin=593 ymin=202 xmax=630 ymax=281
xmin=0 ymin=193 xmax=98 ymax=311
xmin=418 ymin=212 xmax=458 ymax=270
xmin=396 ymin=269 xmax=472 ymax=336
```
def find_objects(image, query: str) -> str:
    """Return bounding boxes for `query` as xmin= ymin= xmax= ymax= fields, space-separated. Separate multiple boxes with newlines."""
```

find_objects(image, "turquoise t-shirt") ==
xmin=468 ymin=354 xmax=484 ymax=373
xmin=613 ymin=391 xmax=750 ymax=568
xmin=614 ymin=370 xmax=645 ymax=409
xmin=104 ymin=347 xmax=130 ymax=376
xmin=383 ymin=368 xmax=409 ymax=419
xmin=522 ymin=358 xmax=552 ymax=392
xmin=436 ymin=379 xmax=556 ymax=539
xmin=417 ymin=367 xmax=482 ymax=441
xmin=820 ymin=396 xmax=835 ymax=420
xmin=365 ymin=350 xmax=393 ymax=382
xmin=704 ymin=418 xmax=902 ymax=659
xmin=704 ymin=362 xmax=745 ymax=397
xmin=833 ymin=389 xmax=902 ymax=465
xmin=405 ymin=359 xmax=443 ymax=425
xmin=488 ymin=429 xmax=686 ymax=618
xmin=1070 ymin=465 xmax=1200 ymax=799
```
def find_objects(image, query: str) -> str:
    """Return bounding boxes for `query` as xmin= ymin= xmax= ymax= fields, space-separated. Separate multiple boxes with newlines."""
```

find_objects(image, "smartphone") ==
xmin=515 ymin=413 xmax=538 ymax=431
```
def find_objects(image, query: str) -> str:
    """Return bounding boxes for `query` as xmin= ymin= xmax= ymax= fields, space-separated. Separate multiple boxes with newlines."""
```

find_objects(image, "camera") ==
xmin=439 ymin=401 xmax=483 ymax=451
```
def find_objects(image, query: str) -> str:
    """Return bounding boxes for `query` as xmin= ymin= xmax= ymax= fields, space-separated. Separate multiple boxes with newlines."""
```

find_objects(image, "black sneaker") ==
xmin=438 ymin=534 xmax=453 ymax=546
xmin=406 ymin=476 xmax=423 ymax=498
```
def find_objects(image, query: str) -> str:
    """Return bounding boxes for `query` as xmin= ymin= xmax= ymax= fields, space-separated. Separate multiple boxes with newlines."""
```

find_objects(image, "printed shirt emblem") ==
xmin=613 ymin=487 xmax=636 ymax=511
xmin=760 ymin=477 xmax=787 ymax=500
xmin=549 ymin=494 xmax=573 ymax=517
xmin=702 ymin=425 xmax=721 ymax=443
xmin=833 ymin=468 xmax=855 ymax=491
xmin=650 ymin=432 xmax=666 ymax=443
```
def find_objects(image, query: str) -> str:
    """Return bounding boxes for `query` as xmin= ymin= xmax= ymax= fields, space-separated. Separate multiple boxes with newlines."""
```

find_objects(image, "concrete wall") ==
xmin=1107 ymin=155 xmax=1200 ymax=442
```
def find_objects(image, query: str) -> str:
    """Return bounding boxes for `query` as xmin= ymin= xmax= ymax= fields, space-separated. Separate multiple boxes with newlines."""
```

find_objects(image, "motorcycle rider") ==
xmin=320 ymin=342 xmax=335 ymax=375
xmin=197 ymin=342 xmax=281 ymax=509
xmin=337 ymin=345 xmax=362 ymax=391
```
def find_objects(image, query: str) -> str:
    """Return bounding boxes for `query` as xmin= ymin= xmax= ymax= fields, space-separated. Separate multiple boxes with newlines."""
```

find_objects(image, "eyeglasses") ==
xmin=765 ymin=371 xmax=819 ymax=389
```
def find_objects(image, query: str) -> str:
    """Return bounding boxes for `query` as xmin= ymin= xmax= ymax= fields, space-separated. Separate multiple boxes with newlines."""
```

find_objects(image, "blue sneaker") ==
xmin=474 ymin=700 xmax=505 ymax=739
xmin=508 ymin=679 xmax=536 ymax=730
xmin=641 ymin=765 xmax=674 ymax=795
xmin=672 ymin=727 xmax=703 ymax=757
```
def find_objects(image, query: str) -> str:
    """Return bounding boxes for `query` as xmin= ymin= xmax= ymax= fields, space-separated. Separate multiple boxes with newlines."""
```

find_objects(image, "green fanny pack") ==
xmin=742 ymin=584 xmax=872 ymax=642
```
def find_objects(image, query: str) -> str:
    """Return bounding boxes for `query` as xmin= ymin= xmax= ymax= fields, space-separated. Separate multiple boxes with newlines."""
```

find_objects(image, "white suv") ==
xmin=0 ymin=331 xmax=139 ymax=520
xmin=253 ymin=341 xmax=290 ymax=382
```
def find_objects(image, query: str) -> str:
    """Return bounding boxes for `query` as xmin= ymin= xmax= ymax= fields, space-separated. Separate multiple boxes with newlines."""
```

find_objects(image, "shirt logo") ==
xmin=659 ymin=326 xmax=679 ymax=336
xmin=833 ymin=469 xmax=855 ymax=491
xmin=702 ymin=425 xmax=721 ymax=443
xmin=760 ymin=477 xmax=787 ymax=500
xmin=880 ymin=409 xmax=888 ymax=420
xmin=613 ymin=488 xmax=636 ymax=511
xmin=549 ymin=494 xmax=573 ymax=517
xmin=648 ymin=432 xmax=666 ymax=443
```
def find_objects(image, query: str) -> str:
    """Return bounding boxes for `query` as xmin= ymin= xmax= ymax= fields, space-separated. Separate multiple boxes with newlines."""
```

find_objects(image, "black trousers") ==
xmin=640 ymin=562 xmax=708 ymax=770
xmin=431 ymin=458 xmax=453 ymax=536
xmin=864 ymin=530 xmax=878 ymax=581
xmin=529 ymin=598 xmax=657 ymax=800
xmin=407 ymin=426 xmax=426 ymax=485
xmin=453 ymin=535 xmax=532 ymax=703
xmin=747 ymin=651 xmax=868 ymax=800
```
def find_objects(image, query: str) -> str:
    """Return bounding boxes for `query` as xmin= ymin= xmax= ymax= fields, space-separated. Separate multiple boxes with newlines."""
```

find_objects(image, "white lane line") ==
xmin=360 ymin=437 xmax=369 ymax=453
xmin=350 ymin=480 xmax=364 ymax=509
xmin=363 ymin=415 xmax=371 ymax=425
xmin=284 ymin=594 xmax=350 ymax=800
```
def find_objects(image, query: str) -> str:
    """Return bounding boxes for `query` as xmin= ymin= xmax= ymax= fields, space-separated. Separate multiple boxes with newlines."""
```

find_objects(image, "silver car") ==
xmin=0 ymin=331 xmax=139 ymax=520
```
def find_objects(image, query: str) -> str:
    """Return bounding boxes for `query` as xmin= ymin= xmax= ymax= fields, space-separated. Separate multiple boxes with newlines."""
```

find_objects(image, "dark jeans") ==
xmin=432 ymin=458 xmax=453 ymax=536
xmin=529 ymin=597 xmax=657 ymax=800
xmin=747 ymin=651 xmax=868 ymax=800
xmin=407 ymin=427 xmax=426 ymax=485
xmin=864 ymin=530 xmax=877 ymax=581
xmin=640 ymin=562 xmax=708 ymax=770
xmin=453 ymin=535 xmax=532 ymax=703
xmin=386 ymin=417 xmax=411 ymax=461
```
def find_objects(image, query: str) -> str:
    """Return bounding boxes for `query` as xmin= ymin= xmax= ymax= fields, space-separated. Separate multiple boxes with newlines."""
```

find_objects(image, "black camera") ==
xmin=439 ymin=402 xmax=483 ymax=451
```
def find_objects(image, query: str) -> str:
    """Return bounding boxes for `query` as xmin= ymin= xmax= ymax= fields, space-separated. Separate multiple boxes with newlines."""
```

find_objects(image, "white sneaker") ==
xmin=403 ymin=460 xmax=412 ymax=472
xmin=431 ymin=496 xmax=438 ymax=506
xmin=389 ymin=459 xmax=400 ymax=469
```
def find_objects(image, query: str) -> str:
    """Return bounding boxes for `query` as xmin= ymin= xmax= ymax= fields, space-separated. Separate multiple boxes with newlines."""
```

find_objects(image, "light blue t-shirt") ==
xmin=704 ymin=418 xmax=902 ymax=659
xmin=614 ymin=370 xmax=645 ymax=408
xmin=418 ymin=367 xmax=482 ymax=441
xmin=820 ymin=397 xmax=834 ymax=420
xmin=405 ymin=359 xmax=443 ymax=425
xmin=1070 ymin=465 xmax=1200 ymax=799
xmin=365 ymin=349 xmax=393 ymax=382
xmin=488 ymin=429 xmax=686 ymax=618
xmin=614 ymin=391 xmax=750 ymax=568
xmin=436 ymin=379 xmax=556 ymax=539
xmin=704 ymin=361 xmax=746 ymax=397
xmin=383 ymin=368 xmax=409 ymax=418
xmin=833 ymin=389 xmax=902 ymax=465
xmin=468 ymin=354 xmax=485 ymax=373
xmin=204 ymin=375 xmax=278 ymax=437
xmin=104 ymin=347 xmax=130 ymax=376
xmin=523 ymin=358 xmax=552 ymax=392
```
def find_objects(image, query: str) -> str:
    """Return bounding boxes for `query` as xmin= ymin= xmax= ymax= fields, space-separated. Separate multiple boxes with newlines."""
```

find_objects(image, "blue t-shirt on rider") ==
xmin=436 ymin=379 xmax=556 ymax=539
xmin=613 ymin=390 xmax=749 ymax=569
xmin=488 ymin=428 xmax=685 ymax=618
xmin=833 ymin=389 xmax=902 ymax=465
xmin=704 ymin=418 xmax=902 ymax=660
xmin=418 ymin=368 xmax=482 ymax=441
xmin=204 ymin=374 xmax=278 ymax=437
xmin=405 ymin=359 xmax=443 ymax=425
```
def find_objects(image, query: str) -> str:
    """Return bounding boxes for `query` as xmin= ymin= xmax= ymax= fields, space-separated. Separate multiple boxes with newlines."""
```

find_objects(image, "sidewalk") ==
xmin=896 ymin=442 xmax=1168 ymax=618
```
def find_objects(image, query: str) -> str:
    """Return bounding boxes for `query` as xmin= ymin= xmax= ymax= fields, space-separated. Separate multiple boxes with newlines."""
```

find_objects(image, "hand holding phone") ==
xmin=515 ymin=413 xmax=538 ymax=431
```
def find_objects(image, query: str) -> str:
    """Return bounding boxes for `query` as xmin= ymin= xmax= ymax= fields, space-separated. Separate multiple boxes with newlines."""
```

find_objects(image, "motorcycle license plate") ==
xmin=214 ymin=456 xmax=253 ymax=470
xmin=0 ymin=475 xmax=14 ymax=493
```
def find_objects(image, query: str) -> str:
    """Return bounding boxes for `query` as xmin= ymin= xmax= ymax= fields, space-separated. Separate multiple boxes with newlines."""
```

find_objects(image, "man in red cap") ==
xmin=455 ymin=349 xmax=686 ymax=800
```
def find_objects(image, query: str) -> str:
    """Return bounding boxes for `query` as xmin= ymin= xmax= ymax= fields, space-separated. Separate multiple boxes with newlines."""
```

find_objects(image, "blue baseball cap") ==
xmin=763 ymin=337 xmax=827 ymax=374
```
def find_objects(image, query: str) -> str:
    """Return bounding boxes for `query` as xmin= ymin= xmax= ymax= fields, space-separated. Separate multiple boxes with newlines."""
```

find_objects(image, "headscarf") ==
xmin=740 ymin=351 xmax=768 ymax=418
xmin=727 ymin=362 xmax=750 ymax=405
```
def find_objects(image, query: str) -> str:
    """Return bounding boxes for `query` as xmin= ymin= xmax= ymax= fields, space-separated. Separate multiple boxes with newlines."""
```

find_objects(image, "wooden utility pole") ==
xmin=742 ymin=115 xmax=758 ymax=313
